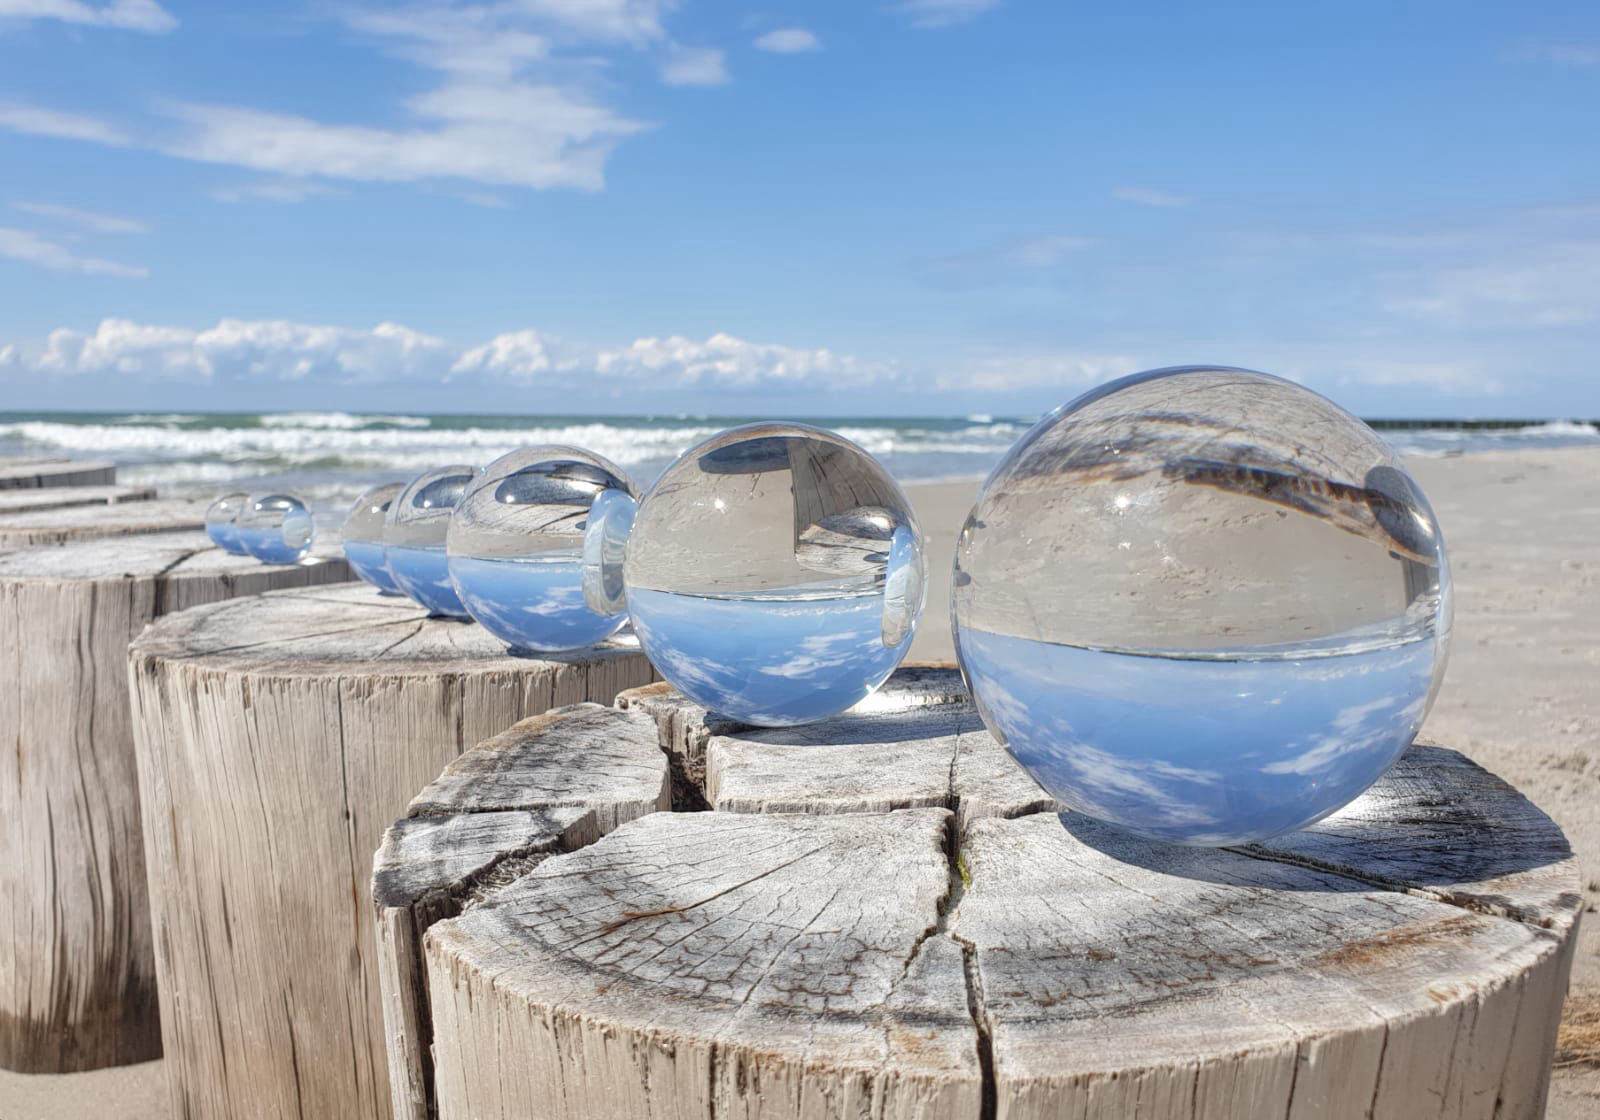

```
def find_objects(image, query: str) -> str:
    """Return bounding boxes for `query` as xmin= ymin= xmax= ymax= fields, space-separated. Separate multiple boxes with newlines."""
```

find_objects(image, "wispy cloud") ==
xmin=1382 ymin=241 xmax=1600 ymax=328
xmin=14 ymin=200 xmax=147 ymax=233
xmin=896 ymin=0 xmax=1000 ymax=29
xmin=661 ymin=44 xmax=729 ymax=87
xmin=0 ymin=227 xmax=146 ymax=277
xmin=1514 ymin=41 xmax=1600 ymax=66
xmin=0 ymin=0 xmax=175 ymax=33
xmin=211 ymin=179 xmax=339 ymax=204
xmin=934 ymin=353 xmax=1137 ymax=393
xmin=0 ymin=103 xmax=129 ymax=144
xmin=1112 ymin=185 xmax=1190 ymax=208
xmin=754 ymin=28 xmax=820 ymax=53
xmin=927 ymin=233 xmax=1094 ymax=282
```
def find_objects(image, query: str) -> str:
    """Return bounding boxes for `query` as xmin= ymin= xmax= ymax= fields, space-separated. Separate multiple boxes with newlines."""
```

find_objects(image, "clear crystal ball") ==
xmin=204 ymin=491 xmax=249 ymax=555
xmin=447 ymin=446 xmax=638 ymax=652
xmin=342 ymin=482 xmax=404 ymax=593
xmin=623 ymin=423 xmax=926 ymax=726
xmin=385 ymin=465 xmax=477 ymax=618
xmin=952 ymin=366 xmax=1453 ymax=846
xmin=235 ymin=493 xmax=313 ymax=565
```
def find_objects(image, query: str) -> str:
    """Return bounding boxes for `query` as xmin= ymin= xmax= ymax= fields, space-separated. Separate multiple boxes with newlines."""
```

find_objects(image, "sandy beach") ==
xmin=1 ymin=446 xmax=1595 ymax=1119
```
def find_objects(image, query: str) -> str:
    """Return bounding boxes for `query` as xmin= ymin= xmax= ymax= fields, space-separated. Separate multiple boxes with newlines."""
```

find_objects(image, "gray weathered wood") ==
xmin=0 ymin=458 xmax=116 ymax=490
xmin=0 ymin=497 xmax=206 ymax=549
xmin=128 ymin=585 xmax=660 ymax=1119
xmin=374 ymin=703 xmax=670 ymax=1120
xmin=0 ymin=484 xmax=157 ymax=515
xmin=0 ymin=532 xmax=350 ymax=1073
xmin=407 ymin=667 xmax=1581 ymax=1120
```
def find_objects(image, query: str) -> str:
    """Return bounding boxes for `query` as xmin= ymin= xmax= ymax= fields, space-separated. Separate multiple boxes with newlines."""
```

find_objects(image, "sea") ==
xmin=0 ymin=411 xmax=1596 ymax=502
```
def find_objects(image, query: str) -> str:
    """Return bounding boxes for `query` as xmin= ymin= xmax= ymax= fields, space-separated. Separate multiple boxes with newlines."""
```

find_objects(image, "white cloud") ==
xmin=660 ymin=44 xmax=729 ymax=87
xmin=896 ymin=0 xmax=1000 ymax=29
xmin=211 ymin=179 xmax=339 ymax=204
xmin=1112 ymin=185 xmax=1190 ymax=208
xmin=594 ymin=332 xmax=893 ymax=388
xmin=754 ymin=28 xmax=819 ymax=53
xmin=935 ymin=353 xmax=1137 ymax=393
xmin=0 ymin=0 xmax=175 ymax=32
xmin=0 ymin=227 xmax=146 ymax=277
xmin=0 ymin=104 xmax=129 ymax=144
xmin=13 ymin=201 xmax=147 ymax=233
xmin=1383 ymin=241 xmax=1600 ymax=328
xmin=451 ymin=329 xmax=562 ymax=377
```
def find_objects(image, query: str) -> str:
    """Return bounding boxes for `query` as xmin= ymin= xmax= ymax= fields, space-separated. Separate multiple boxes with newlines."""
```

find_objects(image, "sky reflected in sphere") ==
xmin=952 ymin=366 xmax=1453 ymax=846
xmin=204 ymin=491 xmax=249 ymax=555
xmin=235 ymin=492 xmax=313 ymax=565
xmin=342 ymin=482 xmax=404 ymax=593
xmin=386 ymin=464 xmax=476 ymax=617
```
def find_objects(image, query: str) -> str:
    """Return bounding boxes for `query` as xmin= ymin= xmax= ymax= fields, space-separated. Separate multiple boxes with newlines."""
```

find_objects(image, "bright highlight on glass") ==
xmin=952 ymin=365 xmax=1453 ymax=846
xmin=235 ymin=493 xmax=314 ymax=565
xmin=386 ymin=465 xmax=476 ymax=617
xmin=447 ymin=446 xmax=638 ymax=652
xmin=343 ymin=482 xmax=404 ymax=593
xmin=204 ymin=491 xmax=250 ymax=555
xmin=623 ymin=422 xmax=926 ymax=726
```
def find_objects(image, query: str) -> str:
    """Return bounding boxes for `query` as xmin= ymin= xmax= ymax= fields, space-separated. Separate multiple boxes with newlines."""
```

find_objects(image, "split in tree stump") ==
xmin=0 ymin=532 xmax=351 ymax=1073
xmin=381 ymin=667 xmax=1582 ymax=1120
xmin=0 ymin=458 xmax=117 ymax=491
xmin=0 ymin=485 xmax=158 ymax=516
xmin=128 ymin=584 xmax=660 ymax=1120
xmin=0 ymin=497 xmax=207 ymax=549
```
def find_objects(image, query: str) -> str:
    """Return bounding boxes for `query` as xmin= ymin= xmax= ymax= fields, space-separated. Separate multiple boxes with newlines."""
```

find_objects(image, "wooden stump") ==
xmin=0 ymin=533 xmax=351 ymax=1073
xmin=0 ymin=458 xmax=117 ymax=490
xmin=0 ymin=484 xmax=158 ymax=515
xmin=128 ymin=585 xmax=661 ymax=1120
xmin=384 ymin=668 xmax=1582 ymax=1120
xmin=0 ymin=498 xmax=207 ymax=549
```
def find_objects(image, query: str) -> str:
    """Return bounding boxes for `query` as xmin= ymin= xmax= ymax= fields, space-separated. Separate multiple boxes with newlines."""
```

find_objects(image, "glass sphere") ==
xmin=342 ymin=483 xmax=404 ymax=593
xmin=623 ymin=423 xmax=926 ymax=726
xmin=385 ymin=465 xmax=477 ymax=617
xmin=235 ymin=493 xmax=314 ymax=565
xmin=952 ymin=366 xmax=1453 ymax=847
xmin=447 ymin=447 xmax=638 ymax=652
xmin=204 ymin=491 xmax=250 ymax=555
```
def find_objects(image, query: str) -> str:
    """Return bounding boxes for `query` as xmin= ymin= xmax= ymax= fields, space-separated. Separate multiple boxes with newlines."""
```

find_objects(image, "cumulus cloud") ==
xmin=754 ymin=28 xmax=819 ymax=53
xmin=660 ymin=44 xmax=729 ymax=87
xmin=13 ymin=201 xmax=147 ymax=233
xmin=1112 ymin=185 xmax=1190 ymax=208
xmin=896 ymin=0 xmax=1000 ymax=29
xmin=0 ymin=227 xmax=146 ymax=277
xmin=0 ymin=0 xmax=175 ymax=33
xmin=594 ymin=332 xmax=893 ymax=388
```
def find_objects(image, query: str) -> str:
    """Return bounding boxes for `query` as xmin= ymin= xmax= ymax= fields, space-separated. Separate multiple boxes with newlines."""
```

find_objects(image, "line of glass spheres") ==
xmin=204 ymin=367 xmax=1455 ymax=848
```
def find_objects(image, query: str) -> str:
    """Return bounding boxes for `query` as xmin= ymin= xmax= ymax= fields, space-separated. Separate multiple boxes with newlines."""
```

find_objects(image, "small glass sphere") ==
xmin=447 ymin=447 xmax=638 ymax=652
xmin=343 ymin=483 xmax=405 ymax=593
xmin=385 ymin=465 xmax=477 ymax=617
xmin=952 ymin=366 xmax=1453 ymax=847
xmin=623 ymin=423 xmax=926 ymax=726
xmin=204 ymin=491 xmax=250 ymax=555
xmin=235 ymin=493 xmax=314 ymax=565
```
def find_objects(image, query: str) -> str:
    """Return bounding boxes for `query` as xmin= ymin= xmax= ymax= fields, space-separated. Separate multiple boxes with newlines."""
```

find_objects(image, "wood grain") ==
xmin=0 ymin=485 xmax=157 ymax=516
xmin=0 ymin=498 xmax=207 ymax=549
xmin=0 ymin=460 xmax=117 ymax=490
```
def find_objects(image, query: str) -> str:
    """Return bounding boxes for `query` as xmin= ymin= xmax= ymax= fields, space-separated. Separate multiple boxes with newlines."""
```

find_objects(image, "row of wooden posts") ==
xmin=0 ymin=458 xmax=1583 ymax=1119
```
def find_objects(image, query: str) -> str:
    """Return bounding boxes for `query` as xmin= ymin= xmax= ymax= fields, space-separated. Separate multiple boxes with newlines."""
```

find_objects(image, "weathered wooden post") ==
xmin=0 ymin=497 xmax=207 ymax=549
xmin=0 ymin=532 xmax=350 ymax=1073
xmin=0 ymin=458 xmax=117 ymax=490
xmin=0 ymin=484 xmax=157 ymax=515
xmin=127 ymin=584 xmax=659 ymax=1119
xmin=378 ymin=669 xmax=1582 ymax=1120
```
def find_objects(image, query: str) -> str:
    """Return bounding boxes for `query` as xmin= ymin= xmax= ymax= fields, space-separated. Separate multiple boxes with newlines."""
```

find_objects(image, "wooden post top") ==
xmin=0 ymin=485 xmax=158 ymax=515
xmin=0 ymin=498 xmax=208 ymax=549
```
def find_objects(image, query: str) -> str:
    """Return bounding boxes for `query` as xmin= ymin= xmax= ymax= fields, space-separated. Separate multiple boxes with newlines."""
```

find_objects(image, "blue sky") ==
xmin=0 ymin=0 xmax=1596 ymax=416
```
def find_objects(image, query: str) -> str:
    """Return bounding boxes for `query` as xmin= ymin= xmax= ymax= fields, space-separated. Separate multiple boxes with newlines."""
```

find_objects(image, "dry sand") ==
xmin=2 ymin=447 xmax=1595 ymax=1119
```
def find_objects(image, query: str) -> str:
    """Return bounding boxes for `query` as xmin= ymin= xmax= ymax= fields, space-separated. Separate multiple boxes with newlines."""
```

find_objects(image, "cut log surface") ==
xmin=0 ymin=532 xmax=351 ymax=1074
xmin=396 ymin=668 xmax=1582 ymax=1120
xmin=0 ymin=458 xmax=116 ymax=490
xmin=0 ymin=484 xmax=158 ymax=515
xmin=0 ymin=497 xmax=206 ymax=549
xmin=128 ymin=584 xmax=660 ymax=1120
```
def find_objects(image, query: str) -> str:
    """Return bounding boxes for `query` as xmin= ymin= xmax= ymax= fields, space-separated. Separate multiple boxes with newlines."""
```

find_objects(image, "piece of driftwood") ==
xmin=0 ymin=497 xmax=207 ymax=549
xmin=0 ymin=532 xmax=351 ymax=1073
xmin=0 ymin=484 xmax=157 ymax=515
xmin=128 ymin=585 xmax=660 ymax=1120
xmin=397 ymin=668 xmax=1581 ymax=1120
xmin=0 ymin=458 xmax=117 ymax=490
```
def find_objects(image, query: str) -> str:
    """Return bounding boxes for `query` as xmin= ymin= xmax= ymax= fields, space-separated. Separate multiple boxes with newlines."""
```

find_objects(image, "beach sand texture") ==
xmin=0 ymin=447 xmax=1594 ymax=1119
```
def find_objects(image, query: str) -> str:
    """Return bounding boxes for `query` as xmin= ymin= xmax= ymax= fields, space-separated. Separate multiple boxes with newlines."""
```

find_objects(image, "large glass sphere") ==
xmin=204 ymin=491 xmax=249 ymax=555
xmin=385 ymin=465 xmax=477 ymax=618
xmin=235 ymin=493 xmax=314 ymax=565
xmin=343 ymin=483 xmax=404 ymax=593
xmin=622 ymin=423 xmax=926 ymax=725
xmin=447 ymin=447 xmax=638 ymax=652
xmin=953 ymin=366 xmax=1452 ymax=846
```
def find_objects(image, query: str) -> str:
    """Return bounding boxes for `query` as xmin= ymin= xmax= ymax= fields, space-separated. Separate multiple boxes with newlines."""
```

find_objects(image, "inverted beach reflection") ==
xmin=386 ymin=544 xmax=469 ymax=618
xmin=450 ymin=554 xmax=625 ymax=652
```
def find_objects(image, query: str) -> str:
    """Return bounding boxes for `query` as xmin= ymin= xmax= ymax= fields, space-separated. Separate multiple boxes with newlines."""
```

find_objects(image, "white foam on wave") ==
xmin=1517 ymin=419 xmax=1600 ymax=438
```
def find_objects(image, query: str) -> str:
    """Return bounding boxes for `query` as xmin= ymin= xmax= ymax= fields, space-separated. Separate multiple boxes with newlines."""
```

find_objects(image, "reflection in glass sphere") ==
xmin=952 ymin=366 xmax=1453 ymax=846
xmin=624 ymin=423 xmax=926 ymax=726
xmin=205 ymin=491 xmax=250 ymax=555
xmin=386 ymin=465 xmax=477 ymax=617
xmin=447 ymin=447 xmax=638 ymax=652
xmin=236 ymin=493 xmax=314 ymax=565
xmin=343 ymin=483 xmax=404 ymax=593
